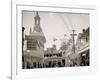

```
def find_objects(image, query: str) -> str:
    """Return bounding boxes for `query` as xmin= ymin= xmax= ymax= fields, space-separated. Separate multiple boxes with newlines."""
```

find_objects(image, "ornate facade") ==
xmin=23 ymin=12 xmax=46 ymax=69
xmin=44 ymin=45 xmax=66 ymax=68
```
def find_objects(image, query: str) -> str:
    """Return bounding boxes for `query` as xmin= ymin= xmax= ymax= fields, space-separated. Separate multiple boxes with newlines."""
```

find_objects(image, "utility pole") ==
xmin=70 ymin=30 xmax=77 ymax=54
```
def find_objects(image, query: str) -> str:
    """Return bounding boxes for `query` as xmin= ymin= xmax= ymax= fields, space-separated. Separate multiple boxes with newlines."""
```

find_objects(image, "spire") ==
xmin=34 ymin=11 xmax=40 ymax=25
xmin=34 ymin=11 xmax=42 ymax=32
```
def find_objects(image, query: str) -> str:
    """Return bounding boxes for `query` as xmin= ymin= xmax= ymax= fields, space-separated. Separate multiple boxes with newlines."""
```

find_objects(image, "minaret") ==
xmin=34 ymin=11 xmax=40 ymax=25
xmin=34 ymin=11 xmax=42 ymax=32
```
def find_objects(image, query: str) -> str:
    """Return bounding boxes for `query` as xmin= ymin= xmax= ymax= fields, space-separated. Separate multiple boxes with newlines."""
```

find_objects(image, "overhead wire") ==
xmin=66 ymin=14 xmax=74 ymax=30
xmin=58 ymin=14 xmax=72 ymax=35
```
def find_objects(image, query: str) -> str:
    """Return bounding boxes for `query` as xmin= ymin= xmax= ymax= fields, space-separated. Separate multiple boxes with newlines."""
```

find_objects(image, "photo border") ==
xmin=12 ymin=1 xmax=97 ymax=80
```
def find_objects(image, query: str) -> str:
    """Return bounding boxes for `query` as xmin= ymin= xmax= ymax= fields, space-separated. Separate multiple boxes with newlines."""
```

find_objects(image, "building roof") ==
xmin=44 ymin=48 xmax=60 ymax=55
xmin=75 ymin=27 xmax=89 ymax=53
xmin=24 ymin=50 xmax=44 ymax=58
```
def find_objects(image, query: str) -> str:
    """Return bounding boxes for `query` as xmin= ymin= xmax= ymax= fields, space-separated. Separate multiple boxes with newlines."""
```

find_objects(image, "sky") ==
xmin=23 ymin=11 xmax=89 ymax=50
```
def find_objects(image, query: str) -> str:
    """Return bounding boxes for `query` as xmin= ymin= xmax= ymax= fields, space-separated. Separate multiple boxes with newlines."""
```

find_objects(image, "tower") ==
xmin=24 ymin=11 xmax=46 ymax=69
xmin=34 ymin=12 xmax=40 ymax=25
xmin=34 ymin=11 xmax=42 ymax=32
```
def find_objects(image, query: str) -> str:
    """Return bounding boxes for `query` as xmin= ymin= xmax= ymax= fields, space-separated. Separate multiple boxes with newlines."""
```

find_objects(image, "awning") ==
xmin=78 ymin=46 xmax=89 ymax=54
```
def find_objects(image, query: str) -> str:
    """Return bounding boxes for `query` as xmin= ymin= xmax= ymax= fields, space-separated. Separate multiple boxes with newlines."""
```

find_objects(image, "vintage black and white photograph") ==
xmin=22 ymin=11 xmax=89 ymax=69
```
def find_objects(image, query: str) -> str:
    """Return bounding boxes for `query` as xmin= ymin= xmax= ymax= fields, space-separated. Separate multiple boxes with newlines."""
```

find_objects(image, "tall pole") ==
xmin=70 ymin=30 xmax=77 ymax=54
xmin=22 ymin=27 xmax=25 ymax=68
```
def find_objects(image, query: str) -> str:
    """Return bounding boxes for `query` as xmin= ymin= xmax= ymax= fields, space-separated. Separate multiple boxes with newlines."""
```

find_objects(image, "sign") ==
xmin=27 ymin=39 xmax=37 ymax=50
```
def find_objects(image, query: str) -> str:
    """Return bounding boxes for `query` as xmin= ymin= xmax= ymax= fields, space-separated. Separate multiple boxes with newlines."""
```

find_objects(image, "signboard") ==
xmin=27 ymin=39 xmax=37 ymax=50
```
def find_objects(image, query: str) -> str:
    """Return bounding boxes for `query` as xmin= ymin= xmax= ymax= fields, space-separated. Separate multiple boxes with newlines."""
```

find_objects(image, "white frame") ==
xmin=12 ymin=1 xmax=97 ymax=80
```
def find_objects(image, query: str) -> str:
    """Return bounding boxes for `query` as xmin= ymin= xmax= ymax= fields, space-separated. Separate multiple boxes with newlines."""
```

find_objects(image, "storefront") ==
xmin=79 ymin=49 xmax=89 ymax=66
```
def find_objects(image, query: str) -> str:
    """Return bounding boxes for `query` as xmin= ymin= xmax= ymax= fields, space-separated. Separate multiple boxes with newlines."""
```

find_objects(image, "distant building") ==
xmin=44 ymin=44 xmax=66 ymax=68
xmin=23 ymin=12 xmax=46 ymax=69
xmin=75 ymin=27 xmax=89 ymax=66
